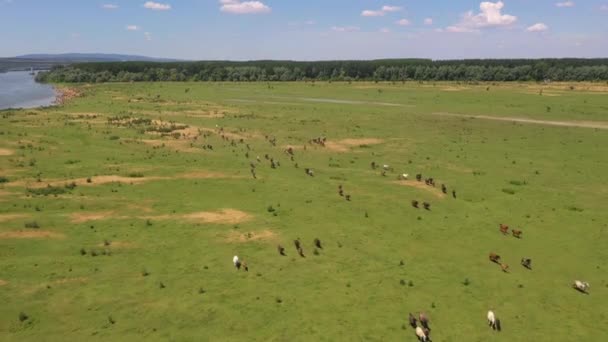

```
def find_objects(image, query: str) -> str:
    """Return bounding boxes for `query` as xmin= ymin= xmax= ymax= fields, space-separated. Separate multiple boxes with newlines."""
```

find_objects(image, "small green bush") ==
xmin=24 ymin=221 xmax=40 ymax=229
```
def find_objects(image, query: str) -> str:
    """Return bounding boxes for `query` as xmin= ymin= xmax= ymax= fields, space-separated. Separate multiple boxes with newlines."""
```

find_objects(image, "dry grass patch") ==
xmin=182 ymin=209 xmax=253 ymax=224
xmin=394 ymin=180 xmax=446 ymax=198
xmin=70 ymin=211 xmax=118 ymax=223
xmin=325 ymin=138 xmax=384 ymax=152
xmin=225 ymin=229 xmax=277 ymax=243
xmin=0 ymin=148 xmax=14 ymax=156
xmin=0 ymin=230 xmax=65 ymax=239
xmin=97 ymin=241 xmax=137 ymax=248
xmin=0 ymin=213 xmax=28 ymax=222
xmin=0 ymin=279 xmax=7 ymax=286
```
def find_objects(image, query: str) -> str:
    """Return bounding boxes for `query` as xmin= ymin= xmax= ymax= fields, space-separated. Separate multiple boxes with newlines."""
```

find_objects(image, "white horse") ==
xmin=573 ymin=280 xmax=590 ymax=293
xmin=233 ymin=255 xmax=239 ymax=267
xmin=415 ymin=326 xmax=428 ymax=341
xmin=487 ymin=310 xmax=497 ymax=330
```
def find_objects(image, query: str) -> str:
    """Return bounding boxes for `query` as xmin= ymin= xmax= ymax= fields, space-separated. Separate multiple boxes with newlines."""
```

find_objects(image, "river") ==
xmin=0 ymin=71 xmax=56 ymax=110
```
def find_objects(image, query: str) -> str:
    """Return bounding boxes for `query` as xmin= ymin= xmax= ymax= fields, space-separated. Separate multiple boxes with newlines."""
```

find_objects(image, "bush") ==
xmin=400 ymin=279 xmax=406 ymax=286
xmin=80 ymin=248 xmax=87 ymax=256
xmin=159 ymin=282 xmax=166 ymax=289
xmin=275 ymin=297 xmax=282 ymax=303
xmin=408 ymin=280 xmax=414 ymax=287
xmin=109 ymin=135 xmax=120 ymax=140
xmin=108 ymin=316 xmax=115 ymax=324
xmin=27 ymin=185 xmax=69 ymax=196
xmin=24 ymin=221 xmax=40 ymax=229
xmin=0 ymin=176 xmax=9 ymax=183
xmin=19 ymin=312 xmax=29 ymax=322
xmin=127 ymin=172 xmax=144 ymax=178
xmin=142 ymin=268 xmax=150 ymax=277
xmin=463 ymin=278 xmax=471 ymax=286
xmin=502 ymin=188 xmax=516 ymax=195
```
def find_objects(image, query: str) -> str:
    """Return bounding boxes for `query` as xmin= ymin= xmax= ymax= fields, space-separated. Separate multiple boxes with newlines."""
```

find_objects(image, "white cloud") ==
xmin=380 ymin=27 xmax=391 ymax=33
xmin=362 ymin=5 xmax=402 ymax=17
xmin=102 ymin=4 xmax=118 ymax=9
xmin=305 ymin=20 xmax=316 ymax=25
xmin=220 ymin=0 xmax=271 ymax=14
xmin=143 ymin=1 xmax=171 ymax=11
xmin=527 ymin=23 xmax=548 ymax=32
xmin=600 ymin=4 xmax=608 ymax=10
xmin=424 ymin=18 xmax=433 ymax=25
xmin=144 ymin=32 xmax=152 ymax=41
xmin=126 ymin=25 xmax=140 ymax=31
xmin=445 ymin=1 xmax=517 ymax=33
xmin=556 ymin=1 xmax=575 ymax=7
xmin=331 ymin=26 xmax=360 ymax=32
xmin=396 ymin=19 xmax=411 ymax=26
xmin=382 ymin=6 xmax=402 ymax=12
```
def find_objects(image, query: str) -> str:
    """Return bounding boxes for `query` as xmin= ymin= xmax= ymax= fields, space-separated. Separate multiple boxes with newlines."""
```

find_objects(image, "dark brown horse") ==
xmin=408 ymin=313 xmax=417 ymax=328
xmin=489 ymin=252 xmax=501 ymax=263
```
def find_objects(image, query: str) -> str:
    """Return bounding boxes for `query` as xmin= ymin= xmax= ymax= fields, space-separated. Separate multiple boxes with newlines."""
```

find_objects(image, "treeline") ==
xmin=36 ymin=59 xmax=608 ymax=83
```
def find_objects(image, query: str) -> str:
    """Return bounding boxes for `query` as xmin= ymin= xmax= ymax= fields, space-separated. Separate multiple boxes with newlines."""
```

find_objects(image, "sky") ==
xmin=1 ymin=0 xmax=607 ymax=60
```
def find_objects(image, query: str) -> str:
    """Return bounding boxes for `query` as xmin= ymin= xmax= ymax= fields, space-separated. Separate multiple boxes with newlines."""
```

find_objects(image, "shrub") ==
xmin=86 ymin=177 xmax=92 ymax=183
xmin=108 ymin=316 xmax=115 ymax=324
xmin=142 ymin=268 xmax=150 ymax=277
xmin=27 ymin=185 xmax=68 ymax=196
xmin=104 ymin=240 xmax=111 ymax=246
xmin=198 ymin=288 xmax=206 ymax=294
xmin=146 ymin=219 xmax=153 ymax=226
xmin=509 ymin=180 xmax=526 ymax=186
xmin=463 ymin=278 xmax=471 ymax=286
xmin=91 ymin=250 xmax=98 ymax=257
xmin=24 ymin=221 xmax=40 ymax=229
xmin=0 ymin=176 xmax=9 ymax=183
xmin=275 ymin=297 xmax=282 ymax=304
xmin=400 ymin=279 xmax=406 ymax=286
xmin=80 ymin=248 xmax=87 ymax=256
xmin=408 ymin=280 xmax=414 ymax=287
xmin=128 ymin=172 xmax=144 ymax=178
xmin=502 ymin=188 xmax=516 ymax=195
xmin=19 ymin=312 xmax=29 ymax=322
xmin=267 ymin=205 xmax=276 ymax=213
xmin=109 ymin=135 xmax=120 ymax=140
xmin=567 ymin=206 xmax=584 ymax=212
xmin=159 ymin=282 xmax=166 ymax=289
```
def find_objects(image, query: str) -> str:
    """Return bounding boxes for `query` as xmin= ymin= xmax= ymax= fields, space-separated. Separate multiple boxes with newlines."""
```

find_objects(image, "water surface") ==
xmin=0 ymin=71 xmax=56 ymax=110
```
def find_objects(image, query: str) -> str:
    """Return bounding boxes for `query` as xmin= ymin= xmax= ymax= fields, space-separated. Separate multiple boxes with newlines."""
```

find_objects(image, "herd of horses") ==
xmin=225 ymin=131 xmax=592 ymax=341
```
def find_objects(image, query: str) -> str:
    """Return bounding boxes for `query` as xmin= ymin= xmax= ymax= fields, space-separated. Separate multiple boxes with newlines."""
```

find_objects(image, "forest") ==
xmin=36 ymin=59 xmax=608 ymax=83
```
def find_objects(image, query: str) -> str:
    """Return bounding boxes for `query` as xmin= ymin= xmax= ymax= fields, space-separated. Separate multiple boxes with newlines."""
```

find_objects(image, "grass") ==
xmin=0 ymin=81 xmax=607 ymax=341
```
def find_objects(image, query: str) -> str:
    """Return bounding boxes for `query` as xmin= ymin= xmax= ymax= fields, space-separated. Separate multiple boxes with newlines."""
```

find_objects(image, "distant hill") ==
xmin=15 ymin=53 xmax=179 ymax=62
xmin=0 ymin=53 xmax=180 ymax=72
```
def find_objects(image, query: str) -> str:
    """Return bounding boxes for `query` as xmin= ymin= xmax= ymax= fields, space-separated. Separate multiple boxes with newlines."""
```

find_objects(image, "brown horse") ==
xmin=411 ymin=200 xmax=419 ymax=208
xmin=500 ymin=263 xmax=510 ymax=273
xmin=408 ymin=313 xmax=417 ymax=328
xmin=499 ymin=224 xmax=509 ymax=235
xmin=419 ymin=312 xmax=430 ymax=330
xmin=489 ymin=253 xmax=501 ymax=263
xmin=277 ymin=245 xmax=285 ymax=256
xmin=512 ymin=230 xmax=522 ymax=238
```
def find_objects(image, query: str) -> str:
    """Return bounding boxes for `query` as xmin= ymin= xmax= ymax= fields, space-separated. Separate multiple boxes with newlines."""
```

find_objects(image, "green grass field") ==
xmin=1 ymin=82 xmax=607 ymax=341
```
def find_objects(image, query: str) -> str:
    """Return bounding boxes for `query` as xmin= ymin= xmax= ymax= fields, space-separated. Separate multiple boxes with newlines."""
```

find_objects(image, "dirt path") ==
xmin=434 ymin=112 xmax=608 ymax=130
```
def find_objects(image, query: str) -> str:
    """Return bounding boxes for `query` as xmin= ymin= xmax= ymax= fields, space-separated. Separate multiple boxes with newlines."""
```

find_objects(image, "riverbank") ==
xmin=54 ymin=86 xmax=80 ymax=106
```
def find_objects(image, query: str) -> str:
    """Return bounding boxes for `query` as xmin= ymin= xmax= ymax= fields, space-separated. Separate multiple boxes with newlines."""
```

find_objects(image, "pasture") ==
xmin=1 ymin=81 xmax=607 ymax=341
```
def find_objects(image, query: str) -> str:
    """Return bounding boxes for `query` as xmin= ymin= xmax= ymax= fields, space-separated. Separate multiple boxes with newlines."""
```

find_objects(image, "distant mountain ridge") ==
xmin=14 ymin=53 xmax=180 ymax=62
xmin=0 ymin=53 xmax=180 ymax=72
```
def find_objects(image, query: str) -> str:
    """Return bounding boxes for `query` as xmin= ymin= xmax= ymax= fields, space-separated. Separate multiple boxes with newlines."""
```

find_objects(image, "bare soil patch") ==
xmin=0 ymin=148 xmax=14 ymax=156
xmin=13 ymin=175 xmax=160 ymax=188
xmin=0 ymin=213 xmax=28 ymax=222
xmin=0 ymin=230 xmax=65 ymax=239
xmin=182 ymin=209 xmax=253 ymax=224
xmin=0 ymin=279 xmax=7 ymax=286
xmin=70 ymin=211 xmax=118 ymax=223
xmin=56 ymin=87 xmax=81 ymax=105
xmin=225 ymin=229 xmax=277 ymax=243
xmin=434 ymin=112 xmax=608 ymax=130
xmin=325 ymin=138 xmax=384 ymax=152
xmin=97 ymin=241 xmax=137 ymax=248
xmin=394 ymin=180 xmax=446 ymax=198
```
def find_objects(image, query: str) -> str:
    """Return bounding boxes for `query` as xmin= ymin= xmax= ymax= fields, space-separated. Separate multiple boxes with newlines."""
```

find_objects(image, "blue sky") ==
xmin=1 ymin=0 xmax=607 ymax=60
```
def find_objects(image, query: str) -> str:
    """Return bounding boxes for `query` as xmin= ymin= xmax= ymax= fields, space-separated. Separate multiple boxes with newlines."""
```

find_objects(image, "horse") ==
xmin=512 ymin=229 xmax=522 ymax=238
